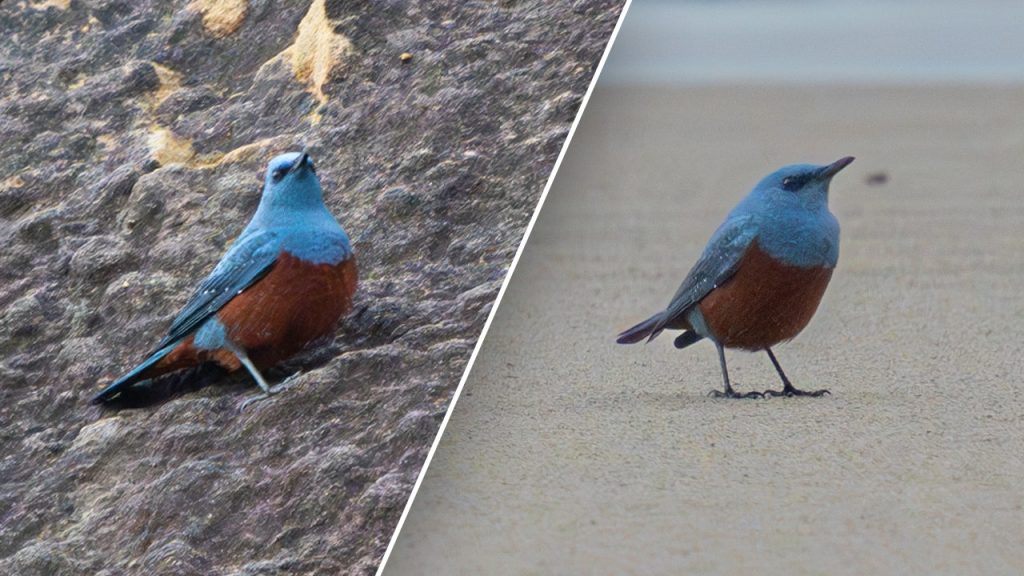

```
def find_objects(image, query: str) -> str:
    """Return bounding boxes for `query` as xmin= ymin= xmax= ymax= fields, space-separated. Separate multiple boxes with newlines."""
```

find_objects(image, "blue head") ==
xmin=259 ymin=151 xmax=324 ymax=210
xmin=749 ymin=156 xmax=854 ymax=213
xmin=731 ymin=157 xmax=854 ymax=268
xmin=241 ymin=150 xmax=346 ymax=237
xmin=242 ymin=151 xmax=351 ymax=262
xmin=246 ymin=151 xmax=340 ymax=234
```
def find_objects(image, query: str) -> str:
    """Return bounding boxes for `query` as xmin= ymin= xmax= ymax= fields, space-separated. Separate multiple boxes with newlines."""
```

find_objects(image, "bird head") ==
xmin=259 ymin=151 xmax=325 ymax=211
xmin=753 ymin=156 xmax=854 ymax=210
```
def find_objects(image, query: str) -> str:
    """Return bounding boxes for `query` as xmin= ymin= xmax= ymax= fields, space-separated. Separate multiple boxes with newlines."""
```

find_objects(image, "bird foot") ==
xmin=237 ymin=371 xmax=305 ymax=411
xmin=763 ymin=386 xmax=830 ymax=398
xmin=708 ymin=388 xmax=764 ymax=399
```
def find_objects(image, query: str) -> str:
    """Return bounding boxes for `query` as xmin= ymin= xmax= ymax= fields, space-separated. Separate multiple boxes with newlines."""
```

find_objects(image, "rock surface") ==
xmin=0 ymin=1 xmax=622 ymax=574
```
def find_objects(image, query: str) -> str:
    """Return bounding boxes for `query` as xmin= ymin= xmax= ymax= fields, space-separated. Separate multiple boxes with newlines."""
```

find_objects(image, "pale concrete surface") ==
xmin=383 ymin=85 xmax=1024 ymax=575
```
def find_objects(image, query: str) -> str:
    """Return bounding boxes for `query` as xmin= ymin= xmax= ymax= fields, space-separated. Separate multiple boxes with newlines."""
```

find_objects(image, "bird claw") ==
xmin=236 ymin=371 xmax=305 ymax=411
xmin=763 ymin=387 xmax=830 ymax=398
xmin=237 ymin=392 xmax=271 ymax=412
xmin=708 ymin=388 xmax=764 ymax=400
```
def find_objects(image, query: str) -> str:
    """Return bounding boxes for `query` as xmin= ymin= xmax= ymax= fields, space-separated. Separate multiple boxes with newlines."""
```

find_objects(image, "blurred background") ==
xmin=382 ymin=1 xmax=1024 ymax=575
xmin=605 ymin=0 xmax=1024 ymax=84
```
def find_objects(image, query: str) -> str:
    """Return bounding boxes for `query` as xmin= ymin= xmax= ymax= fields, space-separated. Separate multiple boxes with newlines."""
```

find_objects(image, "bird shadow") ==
xmin=94 ymin=337 xmax=344 ymax=410
xmin=94 ymin=364 xmax=238 ymax=409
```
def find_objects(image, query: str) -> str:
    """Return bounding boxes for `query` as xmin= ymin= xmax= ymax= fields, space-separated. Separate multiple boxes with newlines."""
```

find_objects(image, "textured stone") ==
xmin=0 ymin=0 xmax=622 ymax=574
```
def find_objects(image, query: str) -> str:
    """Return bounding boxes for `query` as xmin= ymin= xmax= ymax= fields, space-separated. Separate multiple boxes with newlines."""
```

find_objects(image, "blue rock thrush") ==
xmin=92 ymin=151 xmax=357 ymax=404
xmin=616 ymin=157 xmax=854 ymax=398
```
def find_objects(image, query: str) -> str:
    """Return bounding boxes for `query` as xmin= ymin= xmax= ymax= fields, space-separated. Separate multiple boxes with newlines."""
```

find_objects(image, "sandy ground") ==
xmin=383 ymin=85 xmax=1024 ymax=575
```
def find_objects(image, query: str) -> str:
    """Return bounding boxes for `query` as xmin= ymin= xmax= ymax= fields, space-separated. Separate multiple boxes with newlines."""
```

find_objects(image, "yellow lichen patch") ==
xmin=144 ymin=130 xmax=295 ymax=170
xmin=188 ymin=0 xmax=247 ymax=37
xmin=96 ymin=134 xmax=117 ymax=151
xmin=81 ymin=15 xmax=100 ymax=33
xmin=66 ymin=74 xmax=88 ymax=90
xmin=1 ymin=175 xmax=26 ymax=190
xmin=148 ymin=127 xmax=196 ymax=166
xmin=147 ymin=63 xmax=182 ymax=108
xmin=276 ymin=0 xmax=353 ymax=104
xmin=217 ymin=137 xmax=288 ymax=165
xmin=30 ymin=0 xmax=70 ymax=10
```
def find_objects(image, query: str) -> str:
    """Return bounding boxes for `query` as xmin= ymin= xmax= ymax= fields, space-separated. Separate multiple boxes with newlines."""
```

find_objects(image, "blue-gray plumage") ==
xmin=92 ymin=152 xmax=357 ymax=405
xmin=617 ymin=157 xmax=853 ymax=398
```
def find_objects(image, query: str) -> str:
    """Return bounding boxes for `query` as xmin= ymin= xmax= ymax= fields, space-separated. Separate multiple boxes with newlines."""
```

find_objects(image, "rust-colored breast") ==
xmin=146 ymin=335 xmax=241 ymax=377
xmin=215 ymin=253 xmax=358 ymax=369
xmin=136 ymin=253 xmax=356 ymax=381
xmin=698 ymin=241 xmax=832 ymax=351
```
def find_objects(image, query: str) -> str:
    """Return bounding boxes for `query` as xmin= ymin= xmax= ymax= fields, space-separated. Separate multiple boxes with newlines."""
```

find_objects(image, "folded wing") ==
xmin=617 ymin=215 xmax=756 ymax=344
xmin=151 ymin=230 xmax=282 ymax=352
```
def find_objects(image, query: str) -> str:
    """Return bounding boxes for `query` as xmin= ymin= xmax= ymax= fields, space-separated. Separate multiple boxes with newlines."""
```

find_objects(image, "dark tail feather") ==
xmin=91 ymin=343 xmax=176 ymax=404
xmin=673 ymin=331 xmax=703 ymax=349
xmin=616 ymin=313 xmax=666 ymax=344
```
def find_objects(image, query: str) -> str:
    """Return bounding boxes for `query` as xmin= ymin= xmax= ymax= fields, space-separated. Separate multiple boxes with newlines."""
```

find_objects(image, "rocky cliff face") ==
xmin=0 ymin=1 xmax=622 ymax=573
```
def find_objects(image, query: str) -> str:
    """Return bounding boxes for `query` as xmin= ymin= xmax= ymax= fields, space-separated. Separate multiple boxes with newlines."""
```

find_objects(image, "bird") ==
xmin=91 ymin=151 xmax=357 ymax=405
xmin=616 ymin=157 xmax=853 ymax=398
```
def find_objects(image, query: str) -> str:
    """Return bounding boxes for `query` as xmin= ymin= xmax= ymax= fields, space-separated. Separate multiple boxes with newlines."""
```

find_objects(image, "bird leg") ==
xmin=762 ymin=347 xmax=830 ymax=397
xmin=268 ymin=371 xmax=304 ymax=395
xmin=222 ymin=339 xmax=271 ymax=395
xmin=237 ymin=372 xmax=306 ymax=411
xmin=708 ymin=343 xmax=763 ymax=399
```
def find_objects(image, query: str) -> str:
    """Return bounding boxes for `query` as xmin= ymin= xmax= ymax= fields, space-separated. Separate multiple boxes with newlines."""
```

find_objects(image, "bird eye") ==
xmin=781 ymin=176 xmax=801 ymax=191
xmin=271 ymin=168 xmax=286 ymax=182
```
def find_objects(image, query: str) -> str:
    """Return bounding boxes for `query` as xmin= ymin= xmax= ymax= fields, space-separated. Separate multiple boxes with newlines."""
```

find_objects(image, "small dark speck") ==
xmin=865 ymin=171 xmax=888 ymax=186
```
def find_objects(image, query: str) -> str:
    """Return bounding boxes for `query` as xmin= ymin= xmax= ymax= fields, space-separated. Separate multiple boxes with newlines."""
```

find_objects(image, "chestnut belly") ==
xmin=215 ymin=253 xmax=358 ymax=368
xmin=698 ymin=242 xmax=832 ymax=351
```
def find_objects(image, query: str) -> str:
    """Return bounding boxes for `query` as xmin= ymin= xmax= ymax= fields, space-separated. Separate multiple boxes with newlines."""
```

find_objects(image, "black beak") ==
xmin=818 ymin=156 xmax=855 ymax=179
xmin=295 ymin=150 xmax=311 ymax=173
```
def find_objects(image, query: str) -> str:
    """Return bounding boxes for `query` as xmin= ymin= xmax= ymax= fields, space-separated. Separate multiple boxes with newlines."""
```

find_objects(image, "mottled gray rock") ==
xmin=0 ymin=0 xmax=622 ymax=574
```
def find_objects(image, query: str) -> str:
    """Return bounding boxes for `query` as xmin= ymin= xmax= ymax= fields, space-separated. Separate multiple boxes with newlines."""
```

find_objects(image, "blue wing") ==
xmin=648 ymin=215 xmax=757 ymax=338
xmin=150 ymin=230 xmax=282 ymax=352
